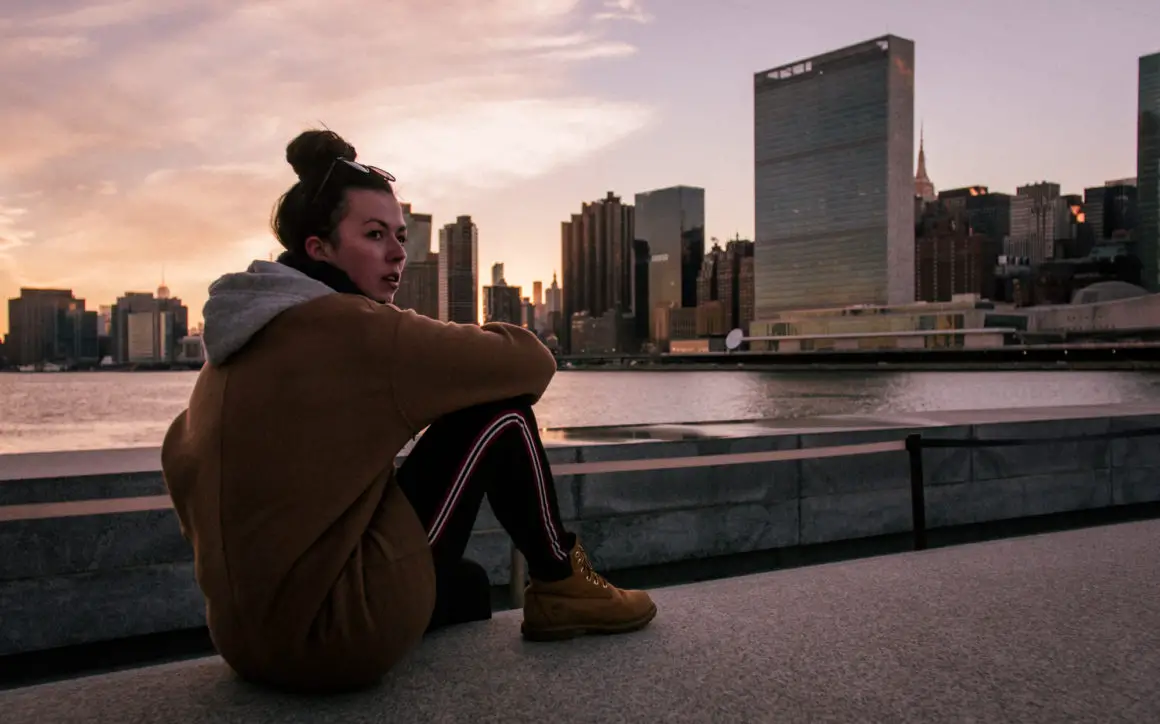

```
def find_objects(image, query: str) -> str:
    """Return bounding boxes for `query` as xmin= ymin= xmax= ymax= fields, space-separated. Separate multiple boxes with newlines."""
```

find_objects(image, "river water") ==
xmin=2 ymin=369 xmax=1160 ymax=454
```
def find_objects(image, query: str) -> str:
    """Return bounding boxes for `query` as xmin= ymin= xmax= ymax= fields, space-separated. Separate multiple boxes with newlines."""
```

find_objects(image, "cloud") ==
xmin=486 ymin=31 xmax=595 ymax=51
xmin=0 ymin=0 xmax=654 ymax=331
xmin=0 ymin=202 xmax=35 ymax=251
xmin=369 ymin=98 xmax=654 ymax=199
xmin=540 ymin=41 xmax=638 ymax=61
xmin=593 ymin=0 xmax=653 ymax=23
xmin=0 ymin=34 xmax=95 ymax=60
xmin=484 ymin=28 xmax=637 ymax=60
xmin=0 ymin=201 xmax=37 ymax=334
xmin=18 ymin=0 xmax=165 ymax=31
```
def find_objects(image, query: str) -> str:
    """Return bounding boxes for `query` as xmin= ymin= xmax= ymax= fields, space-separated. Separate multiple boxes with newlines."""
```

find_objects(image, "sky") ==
xmin=2 ymin=0 xmax=1159 ymax=335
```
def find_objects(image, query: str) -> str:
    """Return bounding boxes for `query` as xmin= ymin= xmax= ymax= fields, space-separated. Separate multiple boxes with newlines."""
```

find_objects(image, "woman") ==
xmin=161 ymin=129 xmax=657 ymax=694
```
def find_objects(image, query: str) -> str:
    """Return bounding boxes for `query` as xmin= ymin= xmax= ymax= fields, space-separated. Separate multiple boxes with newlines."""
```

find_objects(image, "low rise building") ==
xmin=747 ymin=297 xmax=1006 ymax=352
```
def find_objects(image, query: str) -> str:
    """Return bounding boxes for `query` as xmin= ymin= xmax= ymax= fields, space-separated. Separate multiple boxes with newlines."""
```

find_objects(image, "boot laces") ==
xmin=575 ymin=545 xmax=609 ymax=588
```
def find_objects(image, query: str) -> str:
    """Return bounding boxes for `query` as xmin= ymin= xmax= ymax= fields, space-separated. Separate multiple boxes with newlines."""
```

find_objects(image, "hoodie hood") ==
xmin=201 ymin=260 xmax=336 ymax=366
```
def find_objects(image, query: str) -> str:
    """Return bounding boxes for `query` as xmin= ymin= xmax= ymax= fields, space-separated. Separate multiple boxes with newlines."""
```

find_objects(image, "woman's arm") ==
xmin=378 ymin=306 xmax=557 ymax=432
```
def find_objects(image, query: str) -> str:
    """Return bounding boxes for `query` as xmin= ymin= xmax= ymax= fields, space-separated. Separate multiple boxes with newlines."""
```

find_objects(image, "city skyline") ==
xmin=2 ymin=0 xmax=1159 ymax=335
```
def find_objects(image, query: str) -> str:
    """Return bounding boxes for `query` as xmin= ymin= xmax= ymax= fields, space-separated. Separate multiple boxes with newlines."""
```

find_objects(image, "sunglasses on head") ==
xmin=309 ymin=157 xmax=396 ymax=206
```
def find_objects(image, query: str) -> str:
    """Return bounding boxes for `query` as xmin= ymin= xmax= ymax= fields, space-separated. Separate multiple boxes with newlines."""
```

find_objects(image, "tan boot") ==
xmin=521 ymin=540 xmax=657 ymax=641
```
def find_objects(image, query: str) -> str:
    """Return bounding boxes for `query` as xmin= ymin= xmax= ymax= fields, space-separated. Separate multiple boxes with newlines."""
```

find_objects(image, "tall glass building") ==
xmin=633 ymin=186 xmax=705 ymax=342
xmin=1139 ymin=51 xmax=1160 ymax=291
xmin=438 ymin=215 xmax=478 ymax=324
xmin=753 ymin=35 xmax=915 ymax=318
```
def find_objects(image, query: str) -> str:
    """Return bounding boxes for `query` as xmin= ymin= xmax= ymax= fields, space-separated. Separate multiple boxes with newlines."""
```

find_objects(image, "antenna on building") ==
xmin=157 ymin=263 xmax=171 ymax=300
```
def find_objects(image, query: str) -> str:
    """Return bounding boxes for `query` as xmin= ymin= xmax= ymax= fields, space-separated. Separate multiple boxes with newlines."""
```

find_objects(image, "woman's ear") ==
xmin=303 ymin=235 xmax=331 ymax=262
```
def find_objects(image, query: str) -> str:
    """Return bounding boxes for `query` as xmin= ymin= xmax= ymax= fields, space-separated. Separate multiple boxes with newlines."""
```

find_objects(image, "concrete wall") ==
xmin=2 ymin=410 xmax=1159 ymax=656
xmin=1024 ymin=291 xmax=1160 ymax=334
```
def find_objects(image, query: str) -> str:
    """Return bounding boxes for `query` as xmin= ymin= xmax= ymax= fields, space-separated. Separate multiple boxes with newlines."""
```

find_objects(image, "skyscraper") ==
xmin=438 ymin=216 xmax=478 ymax=324
xmin=111 ymin=286 xmax=188 ymax=364
xmin=695 ymin=243 xmax=728 ymax=336
xmin=483 ymin=279 xmax=522 ymax=325
xmin=914 ymin=126 xmax=935 ymax=202
xmin=695 ymin=237 xmax=756 ymax=337
xmin=633 ymin=186 xmax=704 ymax=344
xmin=6 ymin=288 xmax=99 ymax=367
xmin=532 ymin=280 xmax=544 ymax=331
xmin=1138 ymin=51 xmax=1160 ymax=290
xmin=753 ymin=35 xmax=915 ymax=317
xmin=545 ymin=272 xmax=563 ymax=339
xmin=1101 ymin=181 xmax=1139 ymax=241
xmin=546 ymin=273 xmax=562 ymax=314
xmin=1009 ymin=182 xmax=1073 ymax=263
xmin=938 ymin=186 xmax=1012 ymax=248
xmin=395 ymin=203 xmax=439 ymax=318
xmin=560 ymin=191 xmax=636 ymax=352
xmin=400 ymin=203 xmax=433 ymax=264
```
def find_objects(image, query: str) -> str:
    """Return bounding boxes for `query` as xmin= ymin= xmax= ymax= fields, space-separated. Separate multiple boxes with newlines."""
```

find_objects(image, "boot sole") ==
xmin=520 ymin=603 xmax=658 ymax=642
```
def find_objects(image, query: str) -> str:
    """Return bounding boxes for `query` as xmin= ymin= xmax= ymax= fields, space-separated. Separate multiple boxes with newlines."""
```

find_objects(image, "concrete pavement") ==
xmin=3 ymin=519 xmax=1158 ymax=722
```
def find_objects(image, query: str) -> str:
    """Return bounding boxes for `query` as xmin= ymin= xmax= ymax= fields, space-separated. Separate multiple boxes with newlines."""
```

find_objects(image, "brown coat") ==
xmin=162 ymin=261 xmax=555 ymax=692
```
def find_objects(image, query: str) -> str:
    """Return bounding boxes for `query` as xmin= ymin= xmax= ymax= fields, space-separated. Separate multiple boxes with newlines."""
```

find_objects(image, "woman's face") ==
xmin=305 ymin=188 xmax=408 ymax=303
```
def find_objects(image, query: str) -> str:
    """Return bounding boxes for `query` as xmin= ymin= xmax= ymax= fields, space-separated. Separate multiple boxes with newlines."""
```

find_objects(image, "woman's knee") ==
xmin=434 ymin=397 xmax=537 ymax=430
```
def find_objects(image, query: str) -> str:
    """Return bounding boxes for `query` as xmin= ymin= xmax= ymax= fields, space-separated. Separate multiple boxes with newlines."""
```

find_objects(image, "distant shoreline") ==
xmin=0 ymin=364 xmax=203 ymax=374
xmin=5 ymin=342 xmax=1160 ymax=375
xmin=557 ymin=361 xmax=1160 ymax=372
xmin=4 ymin=361 xmax=1159 ymax=374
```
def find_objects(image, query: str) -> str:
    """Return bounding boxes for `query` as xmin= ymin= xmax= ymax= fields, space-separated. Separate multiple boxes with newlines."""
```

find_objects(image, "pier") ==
xmin=2 ymin=403 xmax=1159 ymax=720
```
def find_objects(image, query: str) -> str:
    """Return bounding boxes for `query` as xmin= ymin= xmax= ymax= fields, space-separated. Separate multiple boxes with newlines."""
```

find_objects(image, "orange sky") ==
xmin=3 ymin=0 xmax=1157 ymax=335
xmin=0 ymin=0 xmax=657 ymax=332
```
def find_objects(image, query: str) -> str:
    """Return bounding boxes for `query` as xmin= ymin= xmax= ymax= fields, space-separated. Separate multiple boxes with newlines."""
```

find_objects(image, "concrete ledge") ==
xmin=0 ymin=471 xmax=166 ymax=507
xmin=972 ymin=417 xmax=1111 ymax=480
xmin=1115 ymin=466 xmax=1160 ymax=505
xmin=1 ymin=563 xmax=204 ymax=654
xmin=3 ymin=521 xmax=1157 ymax=723
xmin=577 ymin=501 xmax=799 ymax=569
xmin=3 ymin=404 xmax=1160 ymax=656
xmin=0 ymin=510 xmax=188 ymax=580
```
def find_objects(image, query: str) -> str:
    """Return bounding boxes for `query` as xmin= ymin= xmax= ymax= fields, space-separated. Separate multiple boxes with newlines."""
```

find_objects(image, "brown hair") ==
xmin=271 ymin=129 xmax=394 ymax=256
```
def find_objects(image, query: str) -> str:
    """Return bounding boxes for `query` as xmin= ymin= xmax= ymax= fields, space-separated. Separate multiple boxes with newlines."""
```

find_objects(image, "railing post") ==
xmin=905 ymin=434 xmax=928 ymax=551
xmin=509 ymin=543 xmax=526 ymax=607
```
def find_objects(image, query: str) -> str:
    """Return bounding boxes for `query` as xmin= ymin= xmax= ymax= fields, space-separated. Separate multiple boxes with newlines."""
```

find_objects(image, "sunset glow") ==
xmin=1 ymin=0 xmax=1157 ymax=333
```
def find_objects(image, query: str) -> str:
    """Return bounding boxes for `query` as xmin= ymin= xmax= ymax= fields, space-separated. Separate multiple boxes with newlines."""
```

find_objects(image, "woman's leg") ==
xmin=396 ymin=397 xmax=572 ymax=632
xmin=396 ymin=397 xmax=656 ymax=640
xmin=397 ymin=398 xmax=575 ymax=581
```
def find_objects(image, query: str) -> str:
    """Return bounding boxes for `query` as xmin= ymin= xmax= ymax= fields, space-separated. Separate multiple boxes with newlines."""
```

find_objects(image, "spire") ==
xmin=157 ymin=263 xmax=171 ymax=300
xmin=916 ymin=123 xmax=928 ymax=178
xmin=914 ymin=122 xmax=936 ymax=202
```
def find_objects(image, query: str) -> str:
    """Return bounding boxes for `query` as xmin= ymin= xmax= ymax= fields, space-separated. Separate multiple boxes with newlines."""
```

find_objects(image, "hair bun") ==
xmin=285 ymin=129 xmax=357 ymax=181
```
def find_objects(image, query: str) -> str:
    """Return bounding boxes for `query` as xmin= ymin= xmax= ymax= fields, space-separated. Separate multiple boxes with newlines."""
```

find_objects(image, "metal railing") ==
xmin=4 ymin=427 xmax=1160 ymax=608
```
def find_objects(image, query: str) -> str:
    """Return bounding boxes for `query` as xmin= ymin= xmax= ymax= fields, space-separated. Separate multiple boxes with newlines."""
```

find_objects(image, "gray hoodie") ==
xmin=201 ymin=261 xmax=336 ymax=366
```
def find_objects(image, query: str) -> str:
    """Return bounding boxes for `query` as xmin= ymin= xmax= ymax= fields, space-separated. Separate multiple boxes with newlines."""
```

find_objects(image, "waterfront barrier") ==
xmin=556 ymin=340 xmax=1160 ymax=369
xmin=2 ymin=405 xmax=1159 ymax=658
